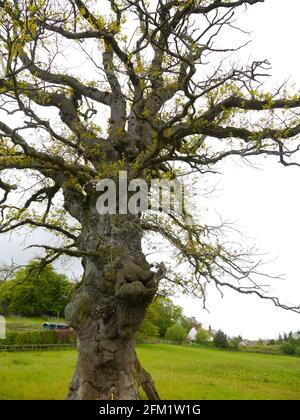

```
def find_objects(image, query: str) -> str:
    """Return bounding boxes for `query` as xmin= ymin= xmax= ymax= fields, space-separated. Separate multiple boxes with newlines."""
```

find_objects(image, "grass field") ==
xmin=5 ymin=317 xmax=66 ymax=332
xmin=0 ymin=344 xmax=299 ymax=400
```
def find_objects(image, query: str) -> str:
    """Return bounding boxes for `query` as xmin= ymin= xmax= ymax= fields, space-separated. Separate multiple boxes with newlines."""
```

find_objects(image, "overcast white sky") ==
xmin=1 ymin=0 xmax=300 ymax=340
xmin=175 ymin=0 xmax=300 ymax=339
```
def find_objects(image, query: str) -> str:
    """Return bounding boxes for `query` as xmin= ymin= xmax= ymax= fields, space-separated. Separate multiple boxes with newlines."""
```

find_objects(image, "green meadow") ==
xmin=0 ymin=344 xmax=299 ymax=400
xmin=5 ymin=317 xmax=66 ymax=332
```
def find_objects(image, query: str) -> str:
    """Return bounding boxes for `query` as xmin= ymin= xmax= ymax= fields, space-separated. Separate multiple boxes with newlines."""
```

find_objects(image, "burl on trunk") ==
xmin=64 ymin=208 xmax=162 ymax=400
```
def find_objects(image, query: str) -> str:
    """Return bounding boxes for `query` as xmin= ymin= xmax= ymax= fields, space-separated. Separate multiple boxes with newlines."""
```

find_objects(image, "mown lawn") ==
xmin=0 ymin=344 xmax=299 ymax=400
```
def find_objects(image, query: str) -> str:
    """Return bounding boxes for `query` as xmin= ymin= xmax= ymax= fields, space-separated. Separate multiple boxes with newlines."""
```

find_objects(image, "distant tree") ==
xmin=137 ymin=299 xmax=160 ymax=339
xmin=229 ymin=336 xmax=242 ymax=351
xmin=0 ymin=260 xmax=72 ymax=316
xmin=137 ymin=317 xmax=160 ymax=339
xmin=138 ymin=296 xmax=192 ymax=339
xmin=278 ymin=334 xmax=283 ymax=343
xmin=153 ymin=297 xmax=183 ymax=338
xmin=178 ymin=316 xmax=193 ymax=334
xmin=165 ymin=324 xmax=187 ymax=344
xmin=195 ymin=328 xmax=210 ymax=346
xmin=0 ymin=279 xmax=10 ymax=314
xmin=213 ymin=330 xmax=228 ymax=349
xmin=0 ymin=263 xmax=15 ymax=282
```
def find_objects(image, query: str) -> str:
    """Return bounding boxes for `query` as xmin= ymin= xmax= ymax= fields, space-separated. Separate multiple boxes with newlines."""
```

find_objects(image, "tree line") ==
xmin=1 ymin=260 xmax=299 ymax=355
xmin=0 ymin=260 xmax=73 ymax=317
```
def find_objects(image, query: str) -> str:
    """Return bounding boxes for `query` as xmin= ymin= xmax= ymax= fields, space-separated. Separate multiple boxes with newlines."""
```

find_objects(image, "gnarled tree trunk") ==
xmin=64 ymin=207 xmax=162 ymax=400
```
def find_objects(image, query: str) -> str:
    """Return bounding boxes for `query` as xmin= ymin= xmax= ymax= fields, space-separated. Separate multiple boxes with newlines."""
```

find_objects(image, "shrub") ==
xmin=56 ymin=330 xmax=77 ymax=344
xmin=165 ymin=324 xmax=186 ymax=344
xmin=240 ymin=344 xmax=283 ymax=355
xmin=295 ymin=345 xmax=300 ymax=357
xmin=281 ymin=341 xmax=296 ymax=355
xmin=213 ymin=330 xmax=228 ymax=349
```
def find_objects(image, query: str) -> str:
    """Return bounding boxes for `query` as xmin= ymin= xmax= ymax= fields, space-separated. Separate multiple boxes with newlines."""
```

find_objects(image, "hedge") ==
xmin=240 ymin=344 xmax=284 ymax=355
xmin=1 ymin=329 xmax=77 ymax=345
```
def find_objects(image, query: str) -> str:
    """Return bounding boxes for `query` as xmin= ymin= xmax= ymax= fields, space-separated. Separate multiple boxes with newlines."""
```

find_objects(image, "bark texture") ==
xmin=65 ymin=200 xmax=161 ymax=400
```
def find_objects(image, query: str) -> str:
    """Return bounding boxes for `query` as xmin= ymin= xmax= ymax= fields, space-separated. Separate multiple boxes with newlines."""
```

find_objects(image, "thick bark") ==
xmin=64 ymin=206 xmax=161 ymax=400
xmin=134 ymin=355 xmax=161 ymax=400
